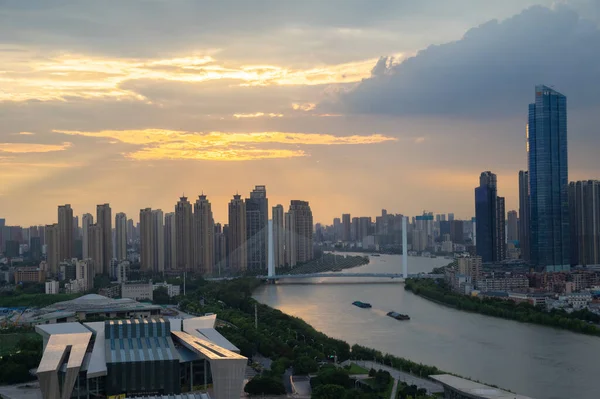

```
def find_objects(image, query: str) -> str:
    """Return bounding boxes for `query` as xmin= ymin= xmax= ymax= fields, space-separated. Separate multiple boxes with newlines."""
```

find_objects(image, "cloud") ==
xmin=233 ymin=112 xmax=283 ymax=118
xmin=332 ymin=5 xmax=600 ymax=118
xmin=0 ymin=141 xmax=71 ymax=153
xmin=53 ymin=129 xmax=396 ymax=161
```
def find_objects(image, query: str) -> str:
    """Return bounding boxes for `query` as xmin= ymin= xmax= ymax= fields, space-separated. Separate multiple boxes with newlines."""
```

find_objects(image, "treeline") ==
xmin=0 ymin=335 xmax=42 ymax=385
xmin=0 ymin=292 xmax=80 ymax=308
xmin=405 ymin=278 xmax=600 ymax=336
xmin=350 ymin=345 xmax=443 ymax=379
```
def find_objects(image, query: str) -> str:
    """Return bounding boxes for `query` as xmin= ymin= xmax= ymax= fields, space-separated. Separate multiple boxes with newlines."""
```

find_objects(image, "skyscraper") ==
xmin=475 ymin=171 xmax=505 ymax=262
xmin=289 ymin=200 xmax=314 ymax=263
xmin=507 ymin=210 xmax=519 ymax=242
xmin=193 ymin=195 xmax=214 ymax=275
xmin=175 ymin=196 xmax=194 ymax=270
xmin=126 ymin=218 xmax=135 ymax=244
xmin=342 ymin=214 xmax=351 ymax=242
xmin=152 ymin=209 xmax=165 ymax=273
xmin=448 ymin=213 xmax=455 ymax=222
xmin=228 ymin=194 xmax=247 ymax=272
xmin=272 ymin=205 xmax=285 ymax=268
xmin=569 ymin=180 xmax=600 ymax=266
xmin=96 ymin=204 xmax=112 ymax=275
xmin=164 ymin=212 xmax=177 ymax=270
xmin=88 ymin=223 xmax=103 ymax=275
xmin=45 ymin=224 xmax=60 ymax=275
xmin=245 ymin=185 xmax=268 ymax=271
xmin=115 ymin=212 xmax=127 ymax=260
xmin=57 ymin=204 xmax=73 ymax=261
xmin=518 ymin=170 xmax=530 ymax=262
xmin=82 ymin=214 xmax=93 ymax=259
xmin=284 ymin=211 xmax=296 ymax=267
xmin=139 ymin=208 xmax=154 ymax=272
xmin=214 ymin=223 xmax=227 ymax=276
xmin=528 ymin=85 xmax=570 ymax=268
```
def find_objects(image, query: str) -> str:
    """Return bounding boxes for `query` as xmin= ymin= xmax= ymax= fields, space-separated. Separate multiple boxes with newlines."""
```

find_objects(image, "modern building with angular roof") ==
xmin=35 ymin=316 xmax=246 ymax=399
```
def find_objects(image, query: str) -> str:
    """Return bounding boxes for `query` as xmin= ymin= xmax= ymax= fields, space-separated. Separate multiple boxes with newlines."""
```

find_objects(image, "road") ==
xmin=345 ymin=360 xmax=443 ymax=395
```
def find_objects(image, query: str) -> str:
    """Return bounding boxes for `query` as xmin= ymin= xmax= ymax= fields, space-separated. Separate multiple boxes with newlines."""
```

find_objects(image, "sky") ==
xmin=1 ymin=0 xmax=599 ymax=226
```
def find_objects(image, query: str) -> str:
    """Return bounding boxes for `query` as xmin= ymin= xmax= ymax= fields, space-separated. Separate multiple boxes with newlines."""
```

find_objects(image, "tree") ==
xmin=244 ymin=376 xmax=286 ymax=395
xmin=293 ymin=355 xmax=318 ymax=375
xmin=152 ymin=286 xmax=171 ymax=305
xmin=312 ymin=384 xmax=347 ymax=399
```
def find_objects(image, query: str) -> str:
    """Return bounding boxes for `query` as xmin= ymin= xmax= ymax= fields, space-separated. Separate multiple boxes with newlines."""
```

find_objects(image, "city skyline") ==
xmin=1 ymin=2 xmax=600 ymax=226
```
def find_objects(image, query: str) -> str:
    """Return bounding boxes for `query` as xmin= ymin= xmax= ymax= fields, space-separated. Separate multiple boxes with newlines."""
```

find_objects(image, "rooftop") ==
xmin=430 ymin=374 xmax=534 ymax=399
xmin=42 ymin=293 xmax=160 ymax=313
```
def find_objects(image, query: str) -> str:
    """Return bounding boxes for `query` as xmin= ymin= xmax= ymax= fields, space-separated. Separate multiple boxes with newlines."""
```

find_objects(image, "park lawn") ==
xmin=347 ymin=363 xmax=369 ymax=375
xmin=0 ymin=332 xmax=38 ymax=356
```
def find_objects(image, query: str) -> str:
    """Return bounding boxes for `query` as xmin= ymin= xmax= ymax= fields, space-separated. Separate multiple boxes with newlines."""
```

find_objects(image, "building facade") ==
xmin=175 ymin=196 xmax=194 ymax=271
xmin=528 ymin=85 xmax=570 ymax=268
xmin=115 ymin=212 xmax=127 ymax=261
xmin=193 ymin=195 xmax=214 ymax=275
xmin=518 ymin=170 xmax=530 ymax=262
xmin=289 ymin=200 xmax=314 ymax=263
xmin=342 ymin=213 xmax=351 ymax=242
xmin=475 ymin=171 xmax=505 ymax=262
xmin=272 ymin=205 xmax=285 ymax=268
xmin=81 ymin=213 xmax=93 ymax=260
xmin=58 ymin=204 xmax=73 ymax=261
xmin=96 ymin=204 xmax=113 ymax=275
xmin=284 ymin=212 xmax=297 ymax=267
xmin=140 ymin=208 xmax=154 ymax=272
xmin=45 ymin=223 xmax=60 ymax=275
xmin=164 ymin=212 xmax=177 ymax=270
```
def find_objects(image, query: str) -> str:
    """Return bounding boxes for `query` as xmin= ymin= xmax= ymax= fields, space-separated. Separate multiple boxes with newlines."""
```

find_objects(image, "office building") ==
xmin=36 ymin=315 xmax=246 ymax=399
xmin=245 ymin=185 xmax=268 ymax=272
xmin=272 ymin=205 xmax=285 ymax=268
xmin=81 ymin=213 xmax=93 ymax=259
xmin=528 ymin=85 xmax=570 ymax=268
xmin=569 ymin=180 xmax=600 ymax=265
xmin=88 ymin=223 xmax=103 ymax=275
xmin=193 ymin=194 xmax=214 ymax=275
xmin=285 ymin=212 xmax=297 ymax=267
xmin=45 ymin=223 xmax=60 ymax=275
xmin=58 ymin=204 xmax=73 ymax=261
xmin=507 ymin=210 xmax=519 ymax=242
xmin=342 ymin=213 xmax=351 ymax=241
xmin=115 ymin=212 xmax=127 ymax=260
xmin=122 ymin=282 xmax=154 ymax=301
xmin=475 ymin=171 xmax=505 ymax=262
xmin=175 ymin=196 xmax=194 ymax=271
xmin=449 ymin=220 xmax=464 ymax=244
xmin=289 ymin=200 xmax=314 ymax=263
xmin=518 ymin=170 xmax=530 ymax=262
xmin=96 ymin=204 xmax=113 ymax=275
xmin=228 ymin=194 xmax=247 ymax=272
xmin=164 ymin=212 xmax=177 ymax=270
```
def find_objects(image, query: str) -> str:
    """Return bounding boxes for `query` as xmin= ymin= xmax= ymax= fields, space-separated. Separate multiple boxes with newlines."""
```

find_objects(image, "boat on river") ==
xmin=352 ymin=301 xmax=372 ymax=308
xmin=387 ymin=311 xmax=410 ymax=320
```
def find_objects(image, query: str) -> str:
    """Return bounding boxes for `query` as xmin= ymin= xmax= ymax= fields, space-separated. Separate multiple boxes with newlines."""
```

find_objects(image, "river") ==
xmin=253 ymin=254 xmax=600 ymax=399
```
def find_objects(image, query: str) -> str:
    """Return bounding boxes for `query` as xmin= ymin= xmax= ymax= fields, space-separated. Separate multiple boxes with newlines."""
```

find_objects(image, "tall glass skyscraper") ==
xmin=528 ymin=85 xmax=570 ymax=268
xmin=475 ymin=171 xmax=505 ymax=262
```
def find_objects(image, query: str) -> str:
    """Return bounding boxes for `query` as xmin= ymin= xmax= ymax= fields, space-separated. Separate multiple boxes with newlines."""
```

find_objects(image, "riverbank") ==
xmin=275 ymin=253 xmax=369 ymax=275
xmin=405 ymin=278 xmax=600 ymax=337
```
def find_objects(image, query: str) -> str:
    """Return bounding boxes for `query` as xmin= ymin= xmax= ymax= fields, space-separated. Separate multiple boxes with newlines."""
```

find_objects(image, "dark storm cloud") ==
xmin=333 ymin=5 xmax=600 ymax=118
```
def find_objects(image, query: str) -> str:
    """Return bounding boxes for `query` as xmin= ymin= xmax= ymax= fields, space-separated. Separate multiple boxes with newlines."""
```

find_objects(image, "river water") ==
xmin=253 ymin=254 xmax=600 ymax=399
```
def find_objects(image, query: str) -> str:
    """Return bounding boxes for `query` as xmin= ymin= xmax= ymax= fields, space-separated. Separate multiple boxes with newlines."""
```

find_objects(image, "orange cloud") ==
xmin=54 ymin=129 xmax=396 ymax=161
xmin=0 ymin=142 xmax=71 ymax=153
xmin=233 ymin=112 xmax=284 ymax=119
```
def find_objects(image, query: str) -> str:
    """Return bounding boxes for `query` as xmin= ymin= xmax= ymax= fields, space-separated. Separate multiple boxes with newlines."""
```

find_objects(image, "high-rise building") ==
xmin=58 ymin=204 xmax=73 ymax=261
xmin=193 ymin=195 xmax=214 ymax=275
xmin=73 ymin=215 xmax=80 ymax=240
xmin=284 ymin=212 xmax=297 ymax=267
xmin=245 ymin=185 xmax=268 ymax=272
xmin=175 ymin=196 xmax=193 ymax=270
xmin=449 ymin=220 xmax=464 ymax=244
xmin=126 ymin=218 xmax=135 ymax=244
xmin=569 ymin=180 xmax=600 ymax=266
xmin=164 ymin=212 xmax=176 ymax=270
xmin=475 ymin=171 xmax=505 ymax=262
xmin=358 ymin=217 xmax=371 ymax=241
xmin=528 ymin=85 xmax=570 ymax=268
xmin=272 ymin=205 xmax=285 ymax=268
xmin=342 ymin=214 xmax=351 ymax=242
xmin=507 ymin=210 xmax=519 ymax=242
xmin=82 ymin=213 xmax=93 ymax=259
xmin=448 ymin=213 xmax=455 ymax=222
xmin=88 ymin=223 xmax=103 ymax=275
xmin=30 ymin=236 xmax=42 ymax=261
xmin=45 ymin=224 xmax=60 ymax=275
xmin=214 ymin=223 xmax=227 ymax=275
xmin=289 ymin=200 xmax=314 ymax=263
xmin=152 ymin=209 xmax=165 ymax=273
xmin=97 ymin=204 xmax=113 ymax=275
xmin=115 ymin=212 xmax=127 ymax=261
xmin=457 ymin=256 xmax=482 ymax=283
xmin=228 ymin=194 xmax=247 ymax=272
xmin=518 ymin=170 xmax=530 ymax=262
xmin=139 ymin=208 xmax=154 ymax=272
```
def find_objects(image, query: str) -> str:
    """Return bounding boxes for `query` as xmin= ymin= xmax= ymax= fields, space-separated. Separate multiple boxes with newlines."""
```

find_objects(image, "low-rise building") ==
xmin=431 ymin=374 xmax=533 ymax=399
xmin=558 ymin=292 xmax=593 ymax=309
xmin=45 ymin=280 xmax=60 ymax=294
xmin=477 ymin=274 xmax=529 ymax=292
xmin=15 ymin=266 xmax=45 ymax=283
xmin=122 ymin=282 xmax=153 ymax=301
xmin=153 ymin=281 xmax=181 ymax=297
